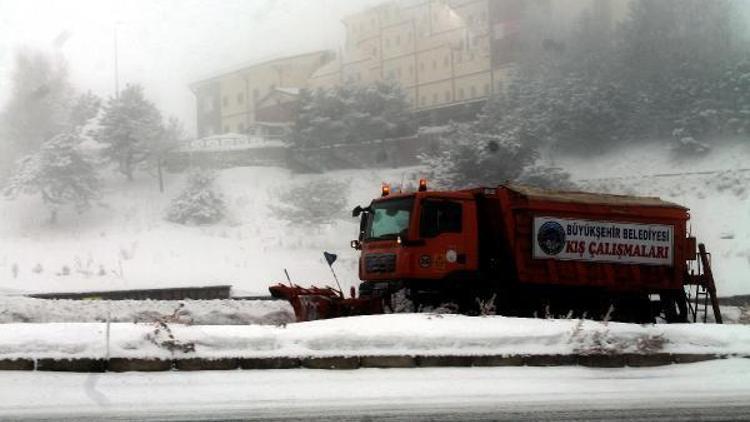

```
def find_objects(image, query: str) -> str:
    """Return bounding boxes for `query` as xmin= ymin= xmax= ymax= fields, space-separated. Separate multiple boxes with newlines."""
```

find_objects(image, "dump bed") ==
xmin=493 ymin=184 xmax=690 ymax=292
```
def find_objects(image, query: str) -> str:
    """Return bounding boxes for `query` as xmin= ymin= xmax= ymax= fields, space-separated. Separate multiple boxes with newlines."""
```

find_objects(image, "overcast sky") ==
xmin=0 ymin=0 xmax=384 ymax=136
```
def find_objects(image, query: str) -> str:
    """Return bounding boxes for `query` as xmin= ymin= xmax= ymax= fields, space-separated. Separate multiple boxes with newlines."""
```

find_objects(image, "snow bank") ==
xmin=1 ymin=314 xmax=749 ymax=360
xmin=0 ymin=297 xmax=293 ymax=325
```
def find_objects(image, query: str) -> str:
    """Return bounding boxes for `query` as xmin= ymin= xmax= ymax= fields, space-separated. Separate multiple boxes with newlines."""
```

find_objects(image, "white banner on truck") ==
xmin=533 ymin=216 xmax=674 ymax=266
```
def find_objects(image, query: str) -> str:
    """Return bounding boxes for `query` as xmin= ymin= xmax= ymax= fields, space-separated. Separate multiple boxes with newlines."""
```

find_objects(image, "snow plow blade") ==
xmin=269 ymin=284 xmax=383 ymax=322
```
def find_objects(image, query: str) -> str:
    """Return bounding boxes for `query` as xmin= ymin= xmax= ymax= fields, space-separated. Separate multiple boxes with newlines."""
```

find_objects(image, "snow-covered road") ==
xmin=2 ymin=359 xmax=749 ymax=420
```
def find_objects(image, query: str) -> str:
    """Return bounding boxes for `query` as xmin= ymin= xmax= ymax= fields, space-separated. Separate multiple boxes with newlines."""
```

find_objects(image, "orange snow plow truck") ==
xmin=270 ymin=182 xmax=722 ymax=324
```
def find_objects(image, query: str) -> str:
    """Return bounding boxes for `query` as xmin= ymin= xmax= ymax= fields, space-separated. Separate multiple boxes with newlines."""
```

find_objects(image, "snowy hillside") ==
xmin=0 ymin=140 xmax=748 ymax=297
xmin=0 ymin=166 xmax=422 ymax=296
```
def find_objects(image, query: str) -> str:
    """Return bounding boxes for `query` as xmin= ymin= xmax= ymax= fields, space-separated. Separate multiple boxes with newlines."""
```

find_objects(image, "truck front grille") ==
xmin=365 ymin=253 xmax=396 ymax=273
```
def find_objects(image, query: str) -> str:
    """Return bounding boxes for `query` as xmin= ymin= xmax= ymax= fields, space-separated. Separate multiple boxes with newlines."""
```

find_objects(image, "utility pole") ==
xmin=114 ymin=22 xmax=121 ymax=98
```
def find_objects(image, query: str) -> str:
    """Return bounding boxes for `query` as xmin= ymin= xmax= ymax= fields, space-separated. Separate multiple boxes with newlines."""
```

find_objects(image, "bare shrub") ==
xmin=136 ymin=303 xmax=195 ymax=354
xmin=270 ymin=178 xmax=349 ymax=226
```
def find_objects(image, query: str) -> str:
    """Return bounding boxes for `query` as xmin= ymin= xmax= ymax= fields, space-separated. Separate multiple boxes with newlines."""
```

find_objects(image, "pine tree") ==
xmin=0 ymin=49 xmax=74 ymax=179
xmin=420 ymin=124 xmax=538 ymax=189
xmin=289 ymin=82 xmax=415 ymax=148
xmin=3 ymin=131 xmax=99 ymax=224
xmin=69 ymin=92 xmax=101 ymax=130
xmin=165 ymin=169 xmax=225 ymax=225
xmin=95 ymin=84 xmax=163 ymax=181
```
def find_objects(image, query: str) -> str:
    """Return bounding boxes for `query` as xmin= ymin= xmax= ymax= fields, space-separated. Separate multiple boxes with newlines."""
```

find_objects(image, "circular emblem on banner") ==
xmin=445 ymin=249 xmax=458 ymax=263
xmin=419 ymin=255 xmax=432 ymax=268
xmin=537 ymin=221 xmax=566 ymax=256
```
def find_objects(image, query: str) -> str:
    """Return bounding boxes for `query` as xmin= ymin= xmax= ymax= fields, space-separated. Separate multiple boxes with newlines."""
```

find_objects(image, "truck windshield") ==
xmin=366 ymin=197 xmax=414 ymax=241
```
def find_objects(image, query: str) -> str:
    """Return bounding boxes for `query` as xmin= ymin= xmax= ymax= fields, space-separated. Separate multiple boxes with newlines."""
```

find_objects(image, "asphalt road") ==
xmin=3 ymin=360 xmax=750 ymax=421
xmin=16 ymin=401 xmax=750 ymax=421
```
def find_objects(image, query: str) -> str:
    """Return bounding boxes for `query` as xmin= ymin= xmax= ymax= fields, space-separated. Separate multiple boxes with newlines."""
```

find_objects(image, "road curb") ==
xmin=0 ymin=359 xmax=35 ymax=371
xmin=36 ymin=358 xmax=107 ymax=372
xmin=301 ymin=356 xmax=360 ymax=370
xmin=0 ymin=353 xmax=741 ymax=372
xmin=239 ymin=357 xmax=301 ymax=369
xmin=361 ymin=356 xmax=417 ymax=368
xmin=175 ymin=358 xmax=239 ymax=371
xmin=108 ymin=358 xmax=174 ymax=372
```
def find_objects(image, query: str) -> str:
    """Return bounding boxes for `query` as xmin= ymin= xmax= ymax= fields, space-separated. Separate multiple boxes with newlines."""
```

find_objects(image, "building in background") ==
xmin=189 ymin=51 xmax=335 ymax=138
xmin=189 ymin=0 xmax=632 ymax=138
xmin=309 ymin=0 xmax=631 ymax=123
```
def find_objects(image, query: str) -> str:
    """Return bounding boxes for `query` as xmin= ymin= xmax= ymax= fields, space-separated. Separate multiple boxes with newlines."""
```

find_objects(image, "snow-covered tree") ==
xmin=289 ymin=82 xmax=415 ymax=148
xmin=270 ymin=178 xmax=349 ymax=226
xmin=165 ymin=169 xmax=225 ymax=225
xmin=68 ymin=91 xmax=101 ymax=131
xmin=420 ymin=124 xmax=538 ymax=189
xmin=3 ymin=131 xmax=99 ymax=224
xmin=95 ymin=84 xmax=163 ymax=181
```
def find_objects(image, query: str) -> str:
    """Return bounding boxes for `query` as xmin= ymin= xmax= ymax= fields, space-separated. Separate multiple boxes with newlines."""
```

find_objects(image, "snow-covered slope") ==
xmin=0 ymin=166 xmax=422 ymax=296
xmin=0 ymin=140 xmax=747 ymax=296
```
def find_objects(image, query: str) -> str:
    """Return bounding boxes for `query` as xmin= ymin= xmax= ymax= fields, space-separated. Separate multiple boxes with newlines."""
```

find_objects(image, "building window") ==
xmin=396 ymin=68 xmax=402 ymax=78
xmin=458 ymin=88 xmax=465 ymax=100
xmin=432 ymin=93 xmax=438 ymax=104
xmin=445 ymin=91 xmax=451 ymax=102
xmin=238 ymin=123 xmax=245 ymax=133
xmin=444 ymin=56 xmax=450 ymax=67
xmin=420 ymin=95 xmax=426 ymax=106
xmin=237 ymin=92 xmax=244 ymax=104
xmin=224 ymin=125 xmax=230 ymax=133
xmin=409 ymin=65 xmax=414 ymax=75
xmin=222 ymin=96 xmax=228 ymax=107
xmin=470 ymin=86 xmax=477 ymax=98
xmin=432 ymin=60 xmax=437 ymax=70
xmin=484 ymin=84 xmax=490 ymax=96
xmin=420 ymin=62 xmax=425 ymax=71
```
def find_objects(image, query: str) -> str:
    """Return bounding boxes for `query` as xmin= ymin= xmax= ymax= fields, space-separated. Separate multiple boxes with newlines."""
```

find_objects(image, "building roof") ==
xmin=310 ymin=57 xmax=341 ymax=79
xmin=189 ymin=50 xmax=334 ymax=88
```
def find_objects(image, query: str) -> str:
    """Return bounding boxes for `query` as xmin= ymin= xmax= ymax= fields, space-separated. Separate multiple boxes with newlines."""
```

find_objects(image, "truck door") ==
xmin=416 ymin=198 xmax=478 ymax=276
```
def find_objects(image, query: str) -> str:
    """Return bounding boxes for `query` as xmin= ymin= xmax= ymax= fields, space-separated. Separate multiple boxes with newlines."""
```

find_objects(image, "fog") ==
xmin=0 ymin=0 xmax=384 ymax=134
xmin=0 ymin=0 xmax=749 ymax=312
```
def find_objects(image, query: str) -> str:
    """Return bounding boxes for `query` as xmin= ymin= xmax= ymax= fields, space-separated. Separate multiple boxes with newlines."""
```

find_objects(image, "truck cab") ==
xmin=351 ymin=183 xmax=481 ymax=302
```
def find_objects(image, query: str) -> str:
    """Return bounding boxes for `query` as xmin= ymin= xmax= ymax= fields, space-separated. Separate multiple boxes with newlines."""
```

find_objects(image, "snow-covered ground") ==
xmin=0 ymin=166 xmax=421 ymax=296
xmin=1 ymin=314 xmax=749 ymax=360
xmin=1 ymin=360 xmax=750 ymax=420
xmin=0 ymin=296 xmax=743 ymax=325
xmin=0 ymin=140 xmax=748 ymax=298
xmin=0 ymin=297 xmax=294 ymax=325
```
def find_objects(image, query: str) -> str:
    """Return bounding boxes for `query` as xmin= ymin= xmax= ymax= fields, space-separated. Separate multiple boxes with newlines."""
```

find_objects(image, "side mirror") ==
xmin=350 ymin=239 xmax=362 ymax=250
xmin=352 ymin=206 xmax=363 ymax=218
